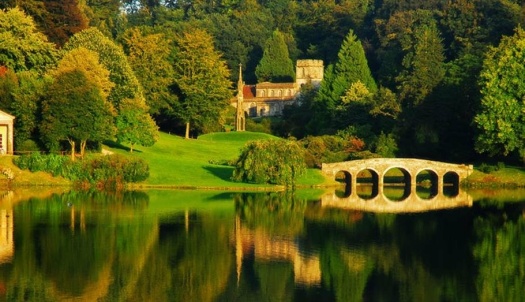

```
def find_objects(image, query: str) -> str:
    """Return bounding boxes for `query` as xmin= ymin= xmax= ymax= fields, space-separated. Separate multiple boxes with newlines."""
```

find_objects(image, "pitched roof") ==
xmin=256 ymin=82 xmax=295 ymax=89
xmin=0 ymin=110 xmax=15 ymax=121
xmin=243 ymin=85 xmax=256 ymax=98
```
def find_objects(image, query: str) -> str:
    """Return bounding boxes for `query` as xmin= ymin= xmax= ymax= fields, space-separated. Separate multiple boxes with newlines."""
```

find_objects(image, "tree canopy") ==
xmin=475 ymin=27 xmax=525 ymax=161
xmin=40 ymin=69 xmax=116 ymax=159
xmin=172 ymin=28 xmax=232 ymax=138
xmin=255 ymin=29 xmax=295 ymax=83
xmin=0 ymin=7 xmax=58 ymax=74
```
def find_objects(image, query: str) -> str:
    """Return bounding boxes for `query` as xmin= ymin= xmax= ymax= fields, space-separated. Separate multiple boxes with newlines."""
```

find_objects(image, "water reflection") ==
xmin=326 ymin=185 xmax=473 ymax=213
xmin=0 ymin=189 xmax=522 ymax=301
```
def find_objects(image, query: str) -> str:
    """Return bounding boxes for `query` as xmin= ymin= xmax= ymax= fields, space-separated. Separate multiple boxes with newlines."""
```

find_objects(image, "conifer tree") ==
xmin=309 ymin=29 xmax=377 ymax=133
xmin=255 ymin=29 xmax=295 ymax=83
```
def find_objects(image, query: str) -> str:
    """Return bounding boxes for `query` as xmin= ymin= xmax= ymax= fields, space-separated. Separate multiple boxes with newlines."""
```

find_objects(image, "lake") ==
xmin=0 ymin=187 xmax=523 ymax=301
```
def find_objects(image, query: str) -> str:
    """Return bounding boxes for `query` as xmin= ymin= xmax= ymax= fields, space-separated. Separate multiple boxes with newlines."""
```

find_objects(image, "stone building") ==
xmin=233 ymin=60 xmax=323 ymax=130
xmin=0 ymin=110 xmax=14 ymax=155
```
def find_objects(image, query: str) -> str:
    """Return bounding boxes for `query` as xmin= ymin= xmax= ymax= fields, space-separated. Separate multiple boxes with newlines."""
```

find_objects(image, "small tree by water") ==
xmin=232 ymin=140 xmax=306 ymax=186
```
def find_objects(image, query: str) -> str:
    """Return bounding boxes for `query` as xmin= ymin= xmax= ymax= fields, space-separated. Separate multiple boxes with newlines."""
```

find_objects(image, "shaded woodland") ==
xmin=1 ymin=0 xmax=525 ymax=163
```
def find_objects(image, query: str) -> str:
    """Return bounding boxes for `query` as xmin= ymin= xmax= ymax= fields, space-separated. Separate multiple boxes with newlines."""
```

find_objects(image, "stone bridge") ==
xmin=321 ymin=158 xmax=474 ymax=212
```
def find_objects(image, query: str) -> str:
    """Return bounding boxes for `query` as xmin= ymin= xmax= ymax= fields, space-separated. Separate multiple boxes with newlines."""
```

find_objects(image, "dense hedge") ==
xmin=14 ymin=153 xmax=149 ymax=186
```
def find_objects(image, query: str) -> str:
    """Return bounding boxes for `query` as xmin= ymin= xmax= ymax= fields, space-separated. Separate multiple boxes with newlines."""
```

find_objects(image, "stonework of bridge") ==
xmin=321 ymin=158 xmax=474 ymax=213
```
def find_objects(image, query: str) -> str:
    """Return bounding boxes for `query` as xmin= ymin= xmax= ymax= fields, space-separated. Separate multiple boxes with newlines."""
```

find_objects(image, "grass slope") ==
xmin=106 ymin=131 xmax=327 ymax=189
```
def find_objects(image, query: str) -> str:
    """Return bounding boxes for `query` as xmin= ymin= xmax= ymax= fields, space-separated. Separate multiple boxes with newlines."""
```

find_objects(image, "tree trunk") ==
xmin=185 ymin=122 xmax=190 ymax=139
xmin=80 ymin=140 xmax=87 ymax=158
xmin=69 ymin=140 xmax=76 ymax=161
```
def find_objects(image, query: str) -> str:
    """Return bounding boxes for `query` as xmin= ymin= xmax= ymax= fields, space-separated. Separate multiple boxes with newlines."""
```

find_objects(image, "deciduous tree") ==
xmin=115 ymin=97 xmax=159 ymax=152
xmin=474 ymin=27 xmax=525 ymax=161
xmin=0 ymin=7 xmax=58 ymax=74
xmin=41 ymin=69 xmax=115 ymax=159
xmin=51 ymin=47 xmax=114 ymax=99
xmin=40 ymin=0 xmax=89 ymax=46
xmin=122 ymin=27 xmax=176 ymax=115
xmin=172 ymin=28 xmax=231 ymax=138
xmin=64 ymin=27 xmax=143 ymax=108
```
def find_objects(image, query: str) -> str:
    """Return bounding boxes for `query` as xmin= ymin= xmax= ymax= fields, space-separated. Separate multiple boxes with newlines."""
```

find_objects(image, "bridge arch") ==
xmin=383 ymin=167 xmax=411 ymax=201
xmin=356 ymin=168 xmax=380 ymax=200
xmin=322 ymin=158 xmax=473 ymax=203
xmin=415 ymin=169 xmax=439 ymax=199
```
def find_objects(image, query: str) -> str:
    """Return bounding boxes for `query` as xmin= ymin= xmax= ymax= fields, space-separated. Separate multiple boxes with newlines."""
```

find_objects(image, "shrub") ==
xmin=123 ymin=157 xmax=149 ymax=182
xmin=16 ymin=139 xmax=41 ymax=152
xmin=232 ymin=139 xmax=306 ymax=186
xmin=13 ymin=153 xmax=149 ymax=186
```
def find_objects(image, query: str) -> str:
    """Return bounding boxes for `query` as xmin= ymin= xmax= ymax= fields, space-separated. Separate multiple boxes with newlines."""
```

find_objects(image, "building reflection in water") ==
xmin=0 ymin=191 xmax=13 ymax=264
xmin=233 ymin=215 xmax=321 ymax=287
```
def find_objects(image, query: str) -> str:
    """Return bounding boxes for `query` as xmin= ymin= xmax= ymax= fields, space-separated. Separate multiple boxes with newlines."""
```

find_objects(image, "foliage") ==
xmin=122 ymin=27 xmax=177 ymax=115
xmin=300 ymin=135 xmax=364 ymax=168
xmin=474 ymin=27 xmax=525 ymax=161
xmin=232 ymin=139 xmax=306 ymax=186
xmin=310 ymin=29 xmax=377 ymax=133
xmin=245 ymin=117 xmax=273 ymax=134
xmin=255 ymin=29 xmax=295 ymax=82
xmin=37 ymin=0 xmax=89 ymax=47
xmin=115 ymin=97 xmax=159 ymax=152
xmin=372 ymin=132 xmax=398 ymax=158
xmin=14 ymin=152 xmax=149 ymax=185
xmin=0 ymin=7 xmax=58 ymax=74
xmin=54 ymin=47 xmax=115 ymax=99
xmin=63 ymin=27 xmax=143 ymax=108
xmin=172 ymin=28 xmax=232 ymax=138
xmin=40 ymin=69 xmax=116 ymax=158
xmin=396 ymin=22 xmax=445 ymax=106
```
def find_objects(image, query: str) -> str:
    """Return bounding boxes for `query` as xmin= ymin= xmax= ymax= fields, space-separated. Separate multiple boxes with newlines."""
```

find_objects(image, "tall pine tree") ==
xmin=255 ymin=29 xmax=295 ymax=83
xmin=309 ymin=29 xmax=376 ymax=134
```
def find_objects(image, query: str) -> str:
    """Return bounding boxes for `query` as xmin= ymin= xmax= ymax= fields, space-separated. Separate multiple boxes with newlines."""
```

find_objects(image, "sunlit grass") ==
xmin=106 ymin=131 xmax=329 ymax=189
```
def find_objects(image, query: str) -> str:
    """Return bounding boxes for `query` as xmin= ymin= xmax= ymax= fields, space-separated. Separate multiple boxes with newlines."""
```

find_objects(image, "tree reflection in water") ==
xmin=0 ymin=189 xmax=522 ymax=301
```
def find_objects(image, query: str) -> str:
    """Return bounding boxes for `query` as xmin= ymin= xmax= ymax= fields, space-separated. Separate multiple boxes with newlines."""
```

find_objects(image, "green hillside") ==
xmin=105 ymin=131 xmax=328 ymax=189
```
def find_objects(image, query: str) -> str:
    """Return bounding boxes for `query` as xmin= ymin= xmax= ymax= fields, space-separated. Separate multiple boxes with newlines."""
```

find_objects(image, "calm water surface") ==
xmin=0 ymin=188 xmax=523 ymax=301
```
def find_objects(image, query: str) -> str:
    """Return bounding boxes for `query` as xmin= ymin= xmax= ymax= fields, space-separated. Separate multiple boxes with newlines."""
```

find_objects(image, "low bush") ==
xmin=13 ymin=153 xmax=149 ymax=186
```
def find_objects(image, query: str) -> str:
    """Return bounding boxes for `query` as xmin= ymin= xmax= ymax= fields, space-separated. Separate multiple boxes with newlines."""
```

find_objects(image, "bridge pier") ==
xmin=323 ymin=158 xmax=473 ymax=201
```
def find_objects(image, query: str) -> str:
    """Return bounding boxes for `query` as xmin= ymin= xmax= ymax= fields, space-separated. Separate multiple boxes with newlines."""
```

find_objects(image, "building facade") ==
xmin=232 ymin=59 xmax=324 ymax=122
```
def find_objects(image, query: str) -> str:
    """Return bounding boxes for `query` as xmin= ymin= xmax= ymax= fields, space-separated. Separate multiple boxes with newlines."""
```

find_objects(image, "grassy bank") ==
xmin=7 ymin=130 xmax=525 ymax=190
xmin=106 ymin=131 xmax=329 ymax=189
xmin=463 ymin=165 xmax=525 ymax=188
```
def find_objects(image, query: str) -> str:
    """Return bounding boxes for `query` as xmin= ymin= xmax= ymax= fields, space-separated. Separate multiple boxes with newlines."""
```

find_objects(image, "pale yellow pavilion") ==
xmin=0 ymin=110 xmax=15 ymax=155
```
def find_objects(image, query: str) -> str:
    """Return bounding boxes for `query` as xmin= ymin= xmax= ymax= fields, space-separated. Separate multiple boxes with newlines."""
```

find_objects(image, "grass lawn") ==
xmin=106 ymin=131 xmax=330 ymax=189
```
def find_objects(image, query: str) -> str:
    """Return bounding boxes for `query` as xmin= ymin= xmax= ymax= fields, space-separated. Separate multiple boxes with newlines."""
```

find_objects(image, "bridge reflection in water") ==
xmin=321 ymin=186 xmax=473 ymax=213
xmin=321 ymin=158 xmax=474 ymax=213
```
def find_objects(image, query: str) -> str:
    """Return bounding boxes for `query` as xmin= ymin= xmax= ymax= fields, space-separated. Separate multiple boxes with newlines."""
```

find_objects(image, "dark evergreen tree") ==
xmin=255 ymin=29 xmax=295 ymax=83
xmin=308 ymin=29 xmax=377 ymax=134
